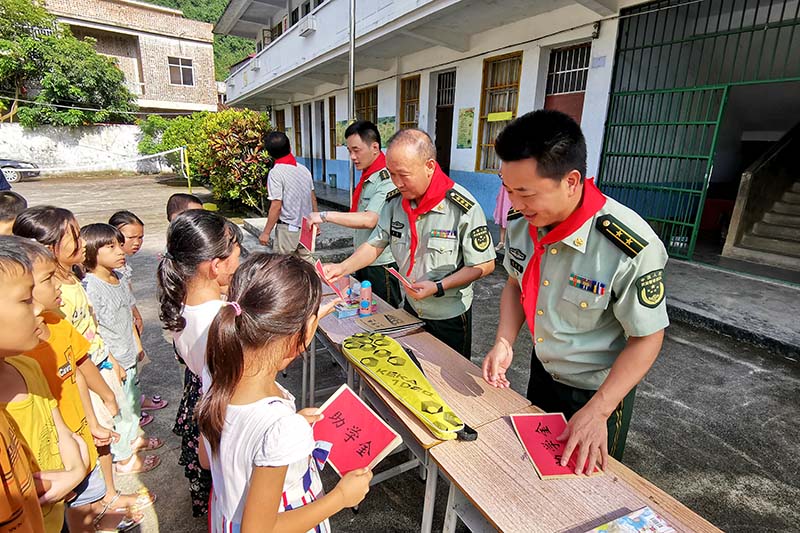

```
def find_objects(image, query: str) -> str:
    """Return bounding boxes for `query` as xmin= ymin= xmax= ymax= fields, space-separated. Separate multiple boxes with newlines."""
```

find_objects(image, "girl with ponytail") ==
xmin=196 ymin=253 xmax=371 ymax=533
xmin=156 ymin=209 xmax=241 ymax=517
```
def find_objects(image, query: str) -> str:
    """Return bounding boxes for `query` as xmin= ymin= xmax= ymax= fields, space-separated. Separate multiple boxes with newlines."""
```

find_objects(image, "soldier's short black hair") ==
xmin=345 ymin=120 xmax=381 ymax=148
xmin=494 ymin=110 xmax=587 ymax=182
xmin=0 ymin=192 xmax=27 ymax=222
xmin=265 ymin=131 xmax=292 ymax=159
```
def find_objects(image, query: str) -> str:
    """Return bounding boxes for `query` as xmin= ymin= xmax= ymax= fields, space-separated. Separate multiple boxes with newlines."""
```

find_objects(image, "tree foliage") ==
xmin=139 ymin=109 xmax=273 ymax=212
xmin=142 ymin=0 xmax=255 ymax=81
xmin=0 ymin=0 xmax=137 ymax=126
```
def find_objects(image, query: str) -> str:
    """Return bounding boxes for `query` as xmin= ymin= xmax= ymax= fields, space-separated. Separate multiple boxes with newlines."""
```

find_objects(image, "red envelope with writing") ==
xmin=510 ymin=413 xmax=602 ymax=479
xmin=300 ymin=217 xmax=317 ymax=252
xmin=313 ymin=384 xmax=402 ymax=476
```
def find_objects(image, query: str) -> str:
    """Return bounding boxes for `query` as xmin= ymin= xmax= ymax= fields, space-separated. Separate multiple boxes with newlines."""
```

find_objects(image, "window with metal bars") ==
xmin=546 ymin=43 xmax=591 ymax=95
xmin=437 ymin=71 xmax=456 ymax=107
xmin=293 ymin=105 xmax=302 ymax=157
xmin=355 ymin=86 xmax=378 ymax=124
xmin=328 ymin=96 xmax=337 ymax=159
xmin=476 ymin=52 xmax=522 ymax=172
xmin=400 ymin=76 xmax=420 ymax=129
xmin=274 ymin=109 xmax=285 ymax=132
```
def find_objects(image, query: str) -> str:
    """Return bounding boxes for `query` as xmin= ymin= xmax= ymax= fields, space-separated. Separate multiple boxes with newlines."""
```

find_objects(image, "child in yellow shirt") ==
xmin=0 ymin=235 xmax=87 ymax=533
xmin=18 ymin=239 xmax=151 ymax=531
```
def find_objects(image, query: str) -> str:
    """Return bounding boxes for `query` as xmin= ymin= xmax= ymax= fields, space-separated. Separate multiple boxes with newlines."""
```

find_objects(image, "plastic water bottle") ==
xmin=359 ymin=280 xmax=372 ymax=317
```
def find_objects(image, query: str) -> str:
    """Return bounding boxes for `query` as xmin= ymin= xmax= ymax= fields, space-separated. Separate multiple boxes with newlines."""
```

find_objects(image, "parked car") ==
xmin=0 ymin=159 xmax=40 ymax=183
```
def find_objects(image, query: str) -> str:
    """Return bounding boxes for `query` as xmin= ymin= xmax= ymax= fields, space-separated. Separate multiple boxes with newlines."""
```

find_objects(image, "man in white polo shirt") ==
xmin=258 ymin=131 xmax=318 ymax=262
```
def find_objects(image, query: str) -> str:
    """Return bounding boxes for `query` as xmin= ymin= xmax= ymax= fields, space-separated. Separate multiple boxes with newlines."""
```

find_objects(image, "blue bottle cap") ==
xmin=361 ymin=300 xmax=370 ymax=308
xmin=361 ymin=280 xmax=372 ymax=288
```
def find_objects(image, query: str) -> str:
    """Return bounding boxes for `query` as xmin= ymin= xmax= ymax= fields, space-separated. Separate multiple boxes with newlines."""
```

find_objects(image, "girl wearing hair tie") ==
xmin=157 ymin=210 xmax=242 ymax=516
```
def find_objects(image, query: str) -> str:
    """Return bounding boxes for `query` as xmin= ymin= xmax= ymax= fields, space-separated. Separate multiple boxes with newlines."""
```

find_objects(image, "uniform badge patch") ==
xmin=509 ymin=259 xmax=524 ymax=274
xmin=378 ymin=169 xmax=391 ymax=180
xmin=509 ymin=247 xmax=526 ymax=261
xmin=636 ymin=269 xmax=665 ymax=308
xmin=391 ymin=220 xmax=405 ymax=230
xmin=470 ymin=226 xmax=491 ymax=252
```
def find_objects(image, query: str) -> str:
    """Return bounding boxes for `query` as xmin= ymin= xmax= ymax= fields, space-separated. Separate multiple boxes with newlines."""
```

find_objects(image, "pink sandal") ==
xmin=139 ymin=412 xmax=153 ymax=428
xmin=141 ymin=394 xmax=168 ymax=411
xmin=132 ymin=436 xmax=163 ymax=451
xmin=115 ymin=454 xmax=161 ymax=475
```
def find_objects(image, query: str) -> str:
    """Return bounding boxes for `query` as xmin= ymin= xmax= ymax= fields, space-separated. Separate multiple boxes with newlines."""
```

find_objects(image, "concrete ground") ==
xmin=14 ymin=173 xmax=800 ymax=533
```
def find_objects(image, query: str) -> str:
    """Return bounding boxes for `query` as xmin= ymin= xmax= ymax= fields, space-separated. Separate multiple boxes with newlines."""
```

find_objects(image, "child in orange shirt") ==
xmin=18 ymin=238 xmax=152 ymax=532
xmin=0 ymin=235 xmax=88 ymax=533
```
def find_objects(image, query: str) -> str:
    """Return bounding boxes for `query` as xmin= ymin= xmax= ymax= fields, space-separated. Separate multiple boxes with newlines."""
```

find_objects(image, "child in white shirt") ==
xmin=196 ymin=253 xmax=370 ymax=533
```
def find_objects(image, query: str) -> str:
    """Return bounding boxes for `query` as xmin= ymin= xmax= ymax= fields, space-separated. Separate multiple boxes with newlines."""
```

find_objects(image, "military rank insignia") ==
xmin=378 ymin=169 xmax=391 ymax=180
xmin=569 ymin=273 xmax=606 ymax=295
xmin=470 ymin=226 xmax=491 ymax=252
xmin=636 ymin=269 xmax=665 ymax=308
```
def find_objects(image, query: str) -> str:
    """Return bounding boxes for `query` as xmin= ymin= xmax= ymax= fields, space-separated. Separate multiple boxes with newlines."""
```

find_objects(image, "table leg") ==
xmin=301 ymin=350 xmax=309 ymax=408
xmin=420 ymin=456 xmax=438 ymax=533
xmin=309 ymin=336 xmax=316 ymax=406
xmin=443 ymin=482 xmax=457 ymax=533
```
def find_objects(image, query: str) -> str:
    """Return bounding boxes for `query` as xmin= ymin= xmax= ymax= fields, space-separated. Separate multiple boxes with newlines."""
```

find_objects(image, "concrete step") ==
xmin=791 ymin=181 xmax=800 ymax=194
xmin=781 ymin=190 xmax=800 ymax=205
xmin=763 ymin=211 xmax=800 ymax=228
xmin=740 ymin=233 xmax=800 ymax=259
xmin=752 ymin=221 xmax=800 ymax=241
xmin=773 ymin=201 xmax=800 ymax=216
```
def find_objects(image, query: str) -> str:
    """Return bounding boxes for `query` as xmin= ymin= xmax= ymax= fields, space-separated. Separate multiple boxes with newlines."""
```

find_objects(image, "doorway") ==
xmin=434 ymin=70 xmax=456 ymax=175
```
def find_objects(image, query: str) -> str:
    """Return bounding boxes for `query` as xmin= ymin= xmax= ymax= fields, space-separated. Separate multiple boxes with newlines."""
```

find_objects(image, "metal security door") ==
xmin=598 ymin=0 xmax=800 ymax=259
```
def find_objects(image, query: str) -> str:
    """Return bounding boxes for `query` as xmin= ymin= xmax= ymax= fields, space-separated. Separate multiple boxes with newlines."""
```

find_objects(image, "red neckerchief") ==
xmin=274 ymin=153 xmax=297 ymax=166
xmin=401 ymin=163 xmax=454 ymax=276
xmin=521 ymin=178 xmax=606 ymax=335
xmin=350 ymin=152 xmax=386 ymax=212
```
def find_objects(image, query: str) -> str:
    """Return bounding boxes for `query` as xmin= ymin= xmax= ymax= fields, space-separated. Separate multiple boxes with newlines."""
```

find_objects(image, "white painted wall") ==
xmin=0 ymin=124 xmax=163 ymax=173
xmin=268 ymin=2 xmax=623 ymax=181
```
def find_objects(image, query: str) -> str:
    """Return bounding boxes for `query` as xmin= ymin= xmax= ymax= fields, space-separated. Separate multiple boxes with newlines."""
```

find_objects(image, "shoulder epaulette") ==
xmin=595 ymin=214 xmax=648 ymax=258
xmin=507 ymin=208 xmax=523 ymax=221
xmin=446 ymin=189 xmax=474 ymax=213
xmin=386 ymin=188 xmax=401 ymax=201
xmin=378 ymin=168 xmax=391 ymax=181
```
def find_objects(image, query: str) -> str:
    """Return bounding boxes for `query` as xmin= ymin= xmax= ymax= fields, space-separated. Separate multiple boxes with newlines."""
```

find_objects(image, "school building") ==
xmin=216 ymin=0 xmax=800 ymax=271
xmin=45 ymin=0 xmax=219 ymax=114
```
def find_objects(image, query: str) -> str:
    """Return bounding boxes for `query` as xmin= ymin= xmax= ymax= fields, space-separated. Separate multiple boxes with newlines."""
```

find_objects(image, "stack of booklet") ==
xmin=355 ymin=309 xmax=423 ymax=335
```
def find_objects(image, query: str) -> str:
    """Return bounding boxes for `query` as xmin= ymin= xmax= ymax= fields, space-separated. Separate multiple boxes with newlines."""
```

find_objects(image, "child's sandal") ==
xmin=93 ymin=498 xmax=144 ymax=533
xmin=106 ymin=488 xmax=157 ymax=513
xmin=115 ymin=454 xmax=161 ymax=475
xmin=141 ymin=394 xmax=168 ymax=411
xmin=132 ymin=436 xmax=163 ymax=451
xmin=139 ymin=412 xmax=153 ymax=427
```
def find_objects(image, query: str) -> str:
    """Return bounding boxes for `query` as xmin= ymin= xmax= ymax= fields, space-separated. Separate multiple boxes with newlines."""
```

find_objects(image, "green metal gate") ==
xmin=598 ymin=0 xmax=800 ymax=258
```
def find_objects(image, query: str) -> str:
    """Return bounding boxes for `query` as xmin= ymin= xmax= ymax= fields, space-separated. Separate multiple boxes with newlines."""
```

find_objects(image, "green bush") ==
xmin=138 ymin=109 xmax=273 ymax=212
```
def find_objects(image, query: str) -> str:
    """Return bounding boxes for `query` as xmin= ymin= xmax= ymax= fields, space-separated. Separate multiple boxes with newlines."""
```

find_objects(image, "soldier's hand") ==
xmin=322 ymin=263 xmax=346 ymax=283
xmin=406 ymin=280 xmax=435 ymax=300
xmin=308 ymin=212 xmax=324 ymax=226
xmin=258 ymin=231 xmax=271 ymax=246
xmin=557 ymin=403 xmax=608 ymax=475
xmin=482 ymin=339 xmax=513 ymax=388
